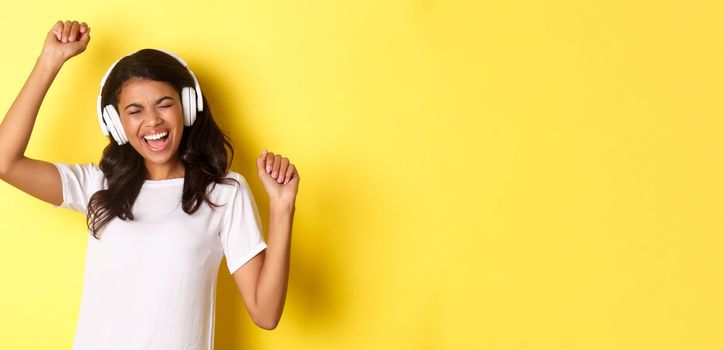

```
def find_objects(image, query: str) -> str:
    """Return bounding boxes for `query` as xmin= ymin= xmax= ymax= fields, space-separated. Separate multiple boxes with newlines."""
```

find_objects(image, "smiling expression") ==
xmin=117 ymin=78 xmax=185 ymax=177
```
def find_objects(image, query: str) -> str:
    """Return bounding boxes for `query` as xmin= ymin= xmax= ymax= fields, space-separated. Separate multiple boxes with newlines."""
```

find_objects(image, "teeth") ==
xmin=143 ymin=131 xmax=168 ymax=141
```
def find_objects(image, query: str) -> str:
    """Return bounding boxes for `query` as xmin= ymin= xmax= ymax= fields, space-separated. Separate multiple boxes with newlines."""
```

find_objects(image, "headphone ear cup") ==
xmin=97 ymin=95 xmax=110 ymax=137
xmin=103 ymin=105 xmax=127 ymax=145
xmin=181 ymin=86 xmax=196 ymax=126
xmin=109 ymin=105 xmax=127 ymax=144
xmin=187 ymin=87 xmax=197 ymax=126
xmin=102 ymin=106 xmax=121 ymax=144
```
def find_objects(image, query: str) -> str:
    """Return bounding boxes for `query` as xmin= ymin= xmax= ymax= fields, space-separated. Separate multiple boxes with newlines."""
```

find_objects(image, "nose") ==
xmin=145 ymin=111 xmax=163 ymax=127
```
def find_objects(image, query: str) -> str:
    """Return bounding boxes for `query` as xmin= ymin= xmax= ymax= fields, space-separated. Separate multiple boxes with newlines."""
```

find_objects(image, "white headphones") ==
xmin=96 ymin=49 xmax=204 ymax=145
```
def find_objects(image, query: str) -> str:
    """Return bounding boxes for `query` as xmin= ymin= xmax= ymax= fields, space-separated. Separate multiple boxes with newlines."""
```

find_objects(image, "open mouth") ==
xmin=142 ymin=131 xmax=170 ymax=152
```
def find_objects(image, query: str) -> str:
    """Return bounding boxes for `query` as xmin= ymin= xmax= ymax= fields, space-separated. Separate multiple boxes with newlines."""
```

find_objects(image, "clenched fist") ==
xmin=41 ymin=20 xmax=91 ymax=63
xmin=257 ymin=148 xmax=299 ymax=207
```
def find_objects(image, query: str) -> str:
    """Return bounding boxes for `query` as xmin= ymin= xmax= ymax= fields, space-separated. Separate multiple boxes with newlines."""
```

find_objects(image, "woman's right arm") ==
xmin=0 ymin=20 xmax=90 ymax=206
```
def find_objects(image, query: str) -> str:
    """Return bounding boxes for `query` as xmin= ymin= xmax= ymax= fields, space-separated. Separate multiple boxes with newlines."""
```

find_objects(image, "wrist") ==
xmin=37 ymin=51 xmax=65 ymax=70
xmin=270 ymin=200 xmax=295 ymax=214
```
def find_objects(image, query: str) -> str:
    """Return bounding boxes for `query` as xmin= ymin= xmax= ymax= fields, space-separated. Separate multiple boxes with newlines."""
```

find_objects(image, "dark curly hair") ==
xmin=87 ymin=48 xmax=238 ymax=239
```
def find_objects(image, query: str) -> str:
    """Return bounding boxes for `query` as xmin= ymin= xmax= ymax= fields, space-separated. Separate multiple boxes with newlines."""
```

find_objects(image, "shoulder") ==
xmin=223 ymin=170 xmax=251 ymax=187
xmin=209 ymin=170 xmax=252 ymax=196
xmin=208 ymin=171 xmax=255 ymax=212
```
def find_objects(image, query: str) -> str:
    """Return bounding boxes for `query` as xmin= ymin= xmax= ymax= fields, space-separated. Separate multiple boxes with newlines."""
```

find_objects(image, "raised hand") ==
xmin=256 ymin=148 xmax=300 ymax=207
xmin=41 ymin=20 xmax=91 ymax=63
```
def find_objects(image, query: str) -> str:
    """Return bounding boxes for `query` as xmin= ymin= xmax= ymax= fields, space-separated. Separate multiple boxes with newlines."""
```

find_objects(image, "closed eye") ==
xmin=128 ymin=105 xmax=172 ymax=114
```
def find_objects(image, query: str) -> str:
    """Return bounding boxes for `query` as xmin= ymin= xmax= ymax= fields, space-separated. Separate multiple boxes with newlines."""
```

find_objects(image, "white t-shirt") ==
xmin=52 ymin=162 xmax=267 ymax=350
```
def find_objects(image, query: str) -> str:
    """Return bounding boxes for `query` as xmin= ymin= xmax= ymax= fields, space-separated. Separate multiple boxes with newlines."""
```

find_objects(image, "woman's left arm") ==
xmin=233 ymin=149 xmax=299 ymax=330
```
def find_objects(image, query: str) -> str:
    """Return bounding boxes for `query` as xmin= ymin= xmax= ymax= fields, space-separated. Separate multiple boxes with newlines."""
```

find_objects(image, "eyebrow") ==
xmin=124 ymin=96 xmax=174 ymax=110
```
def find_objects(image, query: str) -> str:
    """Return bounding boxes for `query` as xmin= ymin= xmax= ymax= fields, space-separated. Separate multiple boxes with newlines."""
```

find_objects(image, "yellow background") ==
xmin=1 ymin=0 xmax=722 ymax=349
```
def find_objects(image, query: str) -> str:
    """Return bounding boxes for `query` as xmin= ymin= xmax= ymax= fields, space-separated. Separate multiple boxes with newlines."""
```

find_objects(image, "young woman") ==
xmin=0 ymin=20 xmax=299 ymax=349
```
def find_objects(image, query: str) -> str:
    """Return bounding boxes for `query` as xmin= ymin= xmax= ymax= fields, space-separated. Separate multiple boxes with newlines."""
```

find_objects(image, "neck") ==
xmin=145 ymin=159 xmax=185 ymax=180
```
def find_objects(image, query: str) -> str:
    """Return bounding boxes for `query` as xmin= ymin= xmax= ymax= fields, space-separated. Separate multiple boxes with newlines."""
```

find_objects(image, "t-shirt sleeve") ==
xmin=219 ymin=173 xmax=268 ymax=275
xmin=52 ymin=162 xmax=106 ymax=215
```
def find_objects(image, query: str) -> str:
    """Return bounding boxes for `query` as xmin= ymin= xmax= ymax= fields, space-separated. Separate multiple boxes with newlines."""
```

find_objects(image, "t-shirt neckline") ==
xmin=143 ymin=177 xmax=184 ymax=186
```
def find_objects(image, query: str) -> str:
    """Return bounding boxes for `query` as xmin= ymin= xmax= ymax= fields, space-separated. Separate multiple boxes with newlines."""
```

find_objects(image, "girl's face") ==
xmin=117 ymin=78 xmax=185 ymax=173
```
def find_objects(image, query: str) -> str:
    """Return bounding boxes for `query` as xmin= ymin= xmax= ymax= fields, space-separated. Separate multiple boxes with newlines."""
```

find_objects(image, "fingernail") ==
xmin=284 ymin=178 xmax=289 ymax=184
xmin=266 ymin=165 xmax=271 ymax=173
xmin=278 ymin=177 xmax=283 ymax=183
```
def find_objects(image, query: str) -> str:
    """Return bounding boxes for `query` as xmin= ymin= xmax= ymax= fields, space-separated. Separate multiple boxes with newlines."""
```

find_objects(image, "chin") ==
xmin=131 ymin=141 xmax=180 ymax=163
